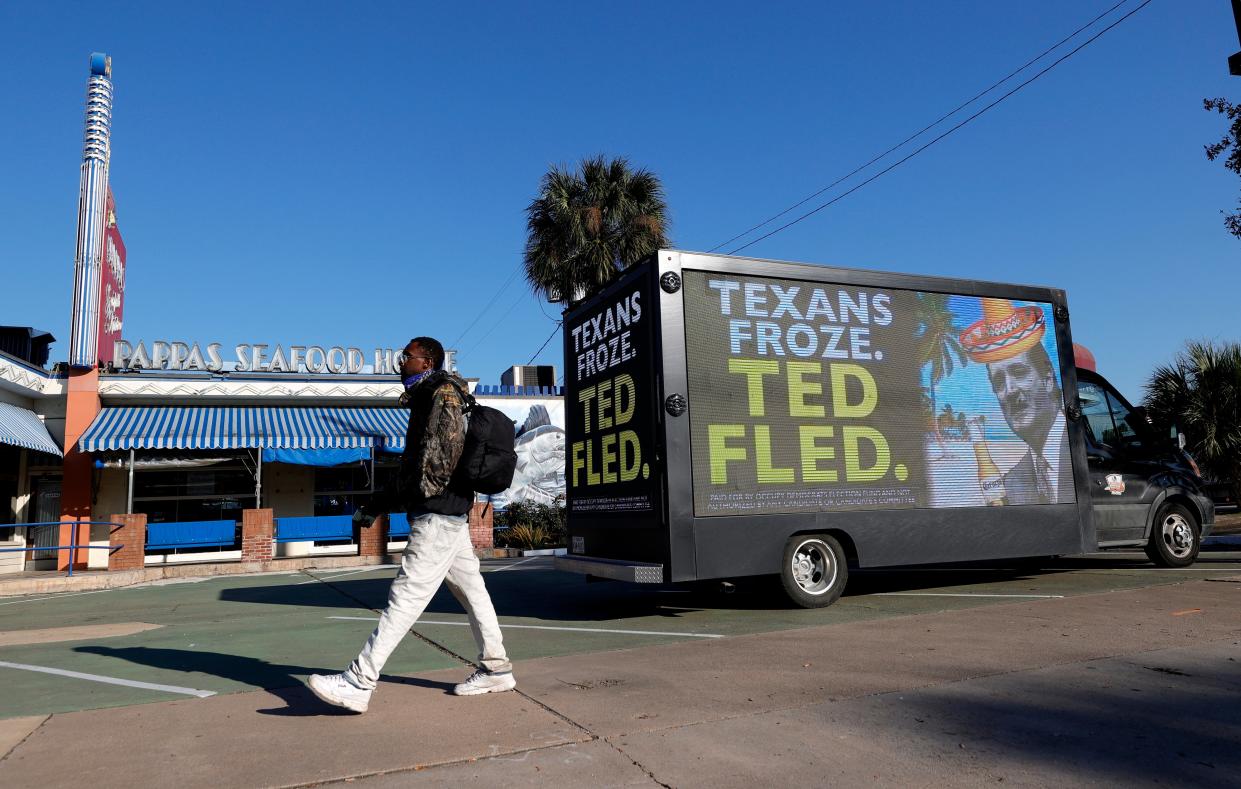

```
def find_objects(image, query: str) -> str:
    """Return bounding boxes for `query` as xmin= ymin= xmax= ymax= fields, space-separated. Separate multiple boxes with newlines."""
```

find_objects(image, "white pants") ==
xmin=347 ymin=512 xmax=511 ymax=690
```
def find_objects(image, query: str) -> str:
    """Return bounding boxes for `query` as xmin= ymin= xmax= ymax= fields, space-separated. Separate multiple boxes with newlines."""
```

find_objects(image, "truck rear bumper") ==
xmin=553 ymin=555 xmax=665 ymax=584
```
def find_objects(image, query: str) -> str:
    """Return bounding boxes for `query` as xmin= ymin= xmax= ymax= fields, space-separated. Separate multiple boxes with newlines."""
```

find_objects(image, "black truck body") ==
xmin=554 ymin=251 xmax=1208 ymax=600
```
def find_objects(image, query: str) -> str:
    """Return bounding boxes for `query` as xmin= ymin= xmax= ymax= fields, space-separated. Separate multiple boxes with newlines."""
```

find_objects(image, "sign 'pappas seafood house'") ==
xmin=112 ymin=340 xmax=450 ymax=375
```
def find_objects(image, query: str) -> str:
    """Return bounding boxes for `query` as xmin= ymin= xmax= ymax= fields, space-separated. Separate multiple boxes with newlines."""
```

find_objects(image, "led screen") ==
xmin=683 ymin=270 xmax=1074 ymax=516
xmin=564 ymin=274 xmax=658 ymax=516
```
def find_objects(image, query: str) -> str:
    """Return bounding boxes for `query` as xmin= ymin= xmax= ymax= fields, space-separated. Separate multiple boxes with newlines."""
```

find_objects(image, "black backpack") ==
xmin=446 ymin=380 xmax=518 ymax=494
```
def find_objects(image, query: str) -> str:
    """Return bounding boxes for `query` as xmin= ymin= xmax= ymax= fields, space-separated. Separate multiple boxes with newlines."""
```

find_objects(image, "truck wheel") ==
xmin=781 ymin=534 xmax=848 ymax=608
xmin=1144 ymin=502 xmax=1200 ymax=568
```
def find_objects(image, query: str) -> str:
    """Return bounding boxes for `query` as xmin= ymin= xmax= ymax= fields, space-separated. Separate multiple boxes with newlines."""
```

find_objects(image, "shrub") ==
xmin=495 ymin=496 xmax=566 ymax=548
xmin=502 ymin=523 xmax=550 ymax=551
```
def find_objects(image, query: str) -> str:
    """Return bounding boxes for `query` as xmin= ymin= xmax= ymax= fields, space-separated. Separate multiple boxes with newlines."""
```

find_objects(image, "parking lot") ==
xmin=3 ymin=546 xmax=1240 ymax=721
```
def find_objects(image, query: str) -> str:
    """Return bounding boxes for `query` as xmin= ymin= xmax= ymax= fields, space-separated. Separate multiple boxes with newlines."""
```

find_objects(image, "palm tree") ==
xmin=524 ymin=156 xmax=669 ymax=304
xmin=1144 ymin=340 xmax=1241 ymax=501
xmin=915 ymin=293 xmax=968 ymax=457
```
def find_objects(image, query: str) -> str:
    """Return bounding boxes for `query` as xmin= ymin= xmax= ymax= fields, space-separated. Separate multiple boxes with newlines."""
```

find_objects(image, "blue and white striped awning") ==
xmin=0 ymin=402 xmax=63 ymax=456
xmin=79 ymin=406 xmax=410 ymax=452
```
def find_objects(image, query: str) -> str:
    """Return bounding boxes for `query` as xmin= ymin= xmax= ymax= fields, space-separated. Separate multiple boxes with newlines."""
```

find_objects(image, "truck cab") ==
xmin=1076 ymin=367 xmax=1214 ymax=566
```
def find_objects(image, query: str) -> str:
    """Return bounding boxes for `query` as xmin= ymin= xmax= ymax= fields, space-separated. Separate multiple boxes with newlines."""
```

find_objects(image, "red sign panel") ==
xmin=97 ymin=188 xmax=126 ymax=365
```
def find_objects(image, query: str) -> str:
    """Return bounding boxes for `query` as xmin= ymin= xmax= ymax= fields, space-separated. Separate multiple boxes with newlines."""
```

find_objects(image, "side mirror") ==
xmin=1129 ymin=406 xmax=1149 ymax=425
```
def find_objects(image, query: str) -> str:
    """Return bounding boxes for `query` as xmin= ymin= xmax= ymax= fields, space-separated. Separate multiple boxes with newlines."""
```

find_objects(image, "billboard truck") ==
xmin=554 ymin=251 xmax=1214 ymax=607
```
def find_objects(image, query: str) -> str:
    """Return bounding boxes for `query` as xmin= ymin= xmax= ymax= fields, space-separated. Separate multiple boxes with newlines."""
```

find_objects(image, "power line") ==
xmin=729 ymin=0 xmax=1152 ymax=255
xmin=537 ymin=296 xmax=563 ymax=324
xmin=449 ymin=268 xmax=521 ymax=349
xmin=526 ymin=322 xmax=563 ymax=365
xmin=494 ymin=3 xmax=1146 ymax=374
xmin=711 ymin=0 xmax=1137 ymax=254
xmin=463 ymin=291 xmax=526 ymax=356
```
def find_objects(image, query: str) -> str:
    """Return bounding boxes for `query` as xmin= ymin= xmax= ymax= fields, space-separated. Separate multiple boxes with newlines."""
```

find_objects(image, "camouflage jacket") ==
xmin=384 ymin=370 xmax=472 ymax=516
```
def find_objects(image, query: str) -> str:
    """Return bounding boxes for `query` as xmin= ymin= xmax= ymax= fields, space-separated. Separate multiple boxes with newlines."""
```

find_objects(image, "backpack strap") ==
xmin=443 ymin=377 xmax=478 ymax=413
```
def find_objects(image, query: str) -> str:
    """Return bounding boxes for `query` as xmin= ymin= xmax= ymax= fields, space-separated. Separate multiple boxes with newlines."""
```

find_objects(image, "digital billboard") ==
xmin=682 ymin=270 xmax=1074 ymax=516
xmin=564 ymin=273 xmax=659 ymax=516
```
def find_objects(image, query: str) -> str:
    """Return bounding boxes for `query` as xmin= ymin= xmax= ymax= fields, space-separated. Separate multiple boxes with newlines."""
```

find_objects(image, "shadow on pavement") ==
xmin=878 ymin=661 xmax=1241 ymax=787
xmin=212 ymin=562 xmax=1109 ymax=620
xmin=74 ymin=645 xmax=455 ymax=716
xmin=217 ymin=570 xmax=722 ymax=620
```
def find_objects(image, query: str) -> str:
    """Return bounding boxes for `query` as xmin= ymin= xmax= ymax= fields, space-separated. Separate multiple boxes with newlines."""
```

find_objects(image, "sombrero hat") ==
xmin=959 ymin=298 xmax=1045 ymax=363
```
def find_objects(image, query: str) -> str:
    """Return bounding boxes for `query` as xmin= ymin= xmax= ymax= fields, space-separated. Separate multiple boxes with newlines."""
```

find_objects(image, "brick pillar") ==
xmin=241 ymin=509 xmax=274 ymax=564
xmin=357 ymin=513 xmax=389 ymax=558
xmin=108 ymin=513 xmax=146 ymax=572
xmin=468 ymin=502 xmax=494 ymax=551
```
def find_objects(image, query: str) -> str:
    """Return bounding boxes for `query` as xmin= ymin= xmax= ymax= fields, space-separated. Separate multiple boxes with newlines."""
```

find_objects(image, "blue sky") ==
xmin=2 ymin=1 xmax=1237 ymax=397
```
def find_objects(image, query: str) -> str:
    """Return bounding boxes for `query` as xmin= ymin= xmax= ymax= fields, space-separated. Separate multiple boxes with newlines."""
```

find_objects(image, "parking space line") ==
xmin=872 ymin=592 xmax=1065 ymax=598
xmin=0 ymin=660 xmax=216 ymax=698
xmin=0 ymin=589 xmax=119 ymax=607
xmin=297 ymin=565 xmax=399 ymax=584
xmin=857 ymin=567 xmax=1234 ymax=573
xmin=1042 ymin=568 xmax=1237 ymax=572
xmin=327 ymin=615 xmax=724 ymax=638
xmin=489 ymin=557 xmax=539 ymax=573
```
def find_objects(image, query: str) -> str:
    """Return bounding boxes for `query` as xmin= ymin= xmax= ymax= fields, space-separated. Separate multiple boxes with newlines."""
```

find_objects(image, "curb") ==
xmin=0 ymin=546 xmax=514 ymax=597
xmin=519 ymin=548 xmax=568 ymax=557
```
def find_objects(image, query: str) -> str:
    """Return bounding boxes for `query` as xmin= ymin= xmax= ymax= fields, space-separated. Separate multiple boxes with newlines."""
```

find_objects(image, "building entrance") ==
xmin=27 ymin=477 xmax=61 ymax=567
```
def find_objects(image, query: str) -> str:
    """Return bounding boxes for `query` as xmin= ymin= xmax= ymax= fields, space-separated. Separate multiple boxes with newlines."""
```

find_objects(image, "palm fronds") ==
xmin=524 ymin=155 xmax=670 ymax=304
xmin=1144 ymin=340 xmax=1241 ymax=497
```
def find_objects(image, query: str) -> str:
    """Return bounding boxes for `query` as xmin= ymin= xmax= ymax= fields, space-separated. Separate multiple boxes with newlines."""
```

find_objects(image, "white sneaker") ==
xmin=453 ymin=669 xmax=517 ymax=696
xmin=308 ymin=672 xmax=372 ymax=713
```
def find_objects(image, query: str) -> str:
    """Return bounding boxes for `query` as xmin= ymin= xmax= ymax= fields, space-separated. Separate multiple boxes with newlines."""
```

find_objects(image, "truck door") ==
xmin=1078 ymin=379 xmax=1155 ymax=544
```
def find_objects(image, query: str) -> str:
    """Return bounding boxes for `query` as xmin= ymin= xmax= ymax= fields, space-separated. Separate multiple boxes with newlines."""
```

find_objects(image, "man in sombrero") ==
xmin=960 ymin=298 xmax=1072 ymax=505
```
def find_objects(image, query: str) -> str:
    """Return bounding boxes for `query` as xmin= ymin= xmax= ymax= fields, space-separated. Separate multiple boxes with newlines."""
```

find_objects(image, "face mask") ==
xmin=397 ymin=370 xmax=434 ymax=407
xmin=402 ymin=371 xmax=432 ymax=389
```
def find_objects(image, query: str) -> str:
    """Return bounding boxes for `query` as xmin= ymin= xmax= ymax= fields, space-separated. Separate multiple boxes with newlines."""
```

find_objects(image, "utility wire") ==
xmin=511 ymin=2 xmax=1140 ymax=370
xmin=527 ymin=322 xmax=563 ymax=365
xmin=463 ymin=291 xmax=526 ymax=356
xmin=537 ymin=296 xmax=563 ymax=324
xmin=711 ymin=0 xmax=1136 ymax=254
xmin=728 ymin=0 xmax=1152 ymax=255
xmin=449 ymin=268 xmax=521 ymax=349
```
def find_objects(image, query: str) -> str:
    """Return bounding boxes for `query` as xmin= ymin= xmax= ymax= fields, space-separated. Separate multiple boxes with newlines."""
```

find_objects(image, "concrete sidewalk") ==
xmin=2 ymin=575 xmax=1240 ymax=787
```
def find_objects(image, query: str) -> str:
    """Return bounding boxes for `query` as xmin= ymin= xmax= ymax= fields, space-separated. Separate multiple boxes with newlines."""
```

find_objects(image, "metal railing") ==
xmin=0 ymin=521 xmax=124 ymax=577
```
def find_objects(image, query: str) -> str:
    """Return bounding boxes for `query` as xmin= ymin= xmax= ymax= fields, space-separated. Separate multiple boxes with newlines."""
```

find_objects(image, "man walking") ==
xmin=308 ymin=336 xmax=515 ymax=713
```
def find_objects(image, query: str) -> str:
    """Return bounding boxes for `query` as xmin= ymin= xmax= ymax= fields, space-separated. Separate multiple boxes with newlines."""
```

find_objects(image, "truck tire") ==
xmin=1144 ymin=502 xmax=1200 ymax=568
xmin=780 ymin=534 xmax=848 ymax=608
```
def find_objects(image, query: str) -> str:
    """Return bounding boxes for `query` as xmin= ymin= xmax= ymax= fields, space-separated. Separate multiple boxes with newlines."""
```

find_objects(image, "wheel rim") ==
xmin=790 ymin=538 xmax=837 ymax=596
xmin=1159 ymin=513 xmax=1195 ymax=559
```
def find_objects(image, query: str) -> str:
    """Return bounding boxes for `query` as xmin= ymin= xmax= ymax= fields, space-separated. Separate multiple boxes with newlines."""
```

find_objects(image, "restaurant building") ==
xmin=0 ymin=347 xmax=565 ymax=574
xmin=0 ymin=52 xmax=565 ymax=574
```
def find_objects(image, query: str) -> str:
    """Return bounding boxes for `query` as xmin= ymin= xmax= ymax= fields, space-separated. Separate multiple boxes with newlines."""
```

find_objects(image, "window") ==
xmin=133 ymin=467 xmax=255 ymax=499
xmin=1104 ymin=391 xmax=1143 ymax=450
xmin=1078 ymin=381 xmax=1145 ymax=452
xmin=0 ymin=478 xmax=15 ymax=542
xmin=314 ymin=462 xmax=373 ymax=517
xmin=0 ymin=446 xmax=17 ymax=541
xmin=314 ymin=464 xmax=371 ymax=494
xmin=132 ymin=465 xmax=256 ymax=525
xmin=312 ymin=460 xmax=402 ymax=516
xmin=1078 ymin=382 xmax=1115 ymax=447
